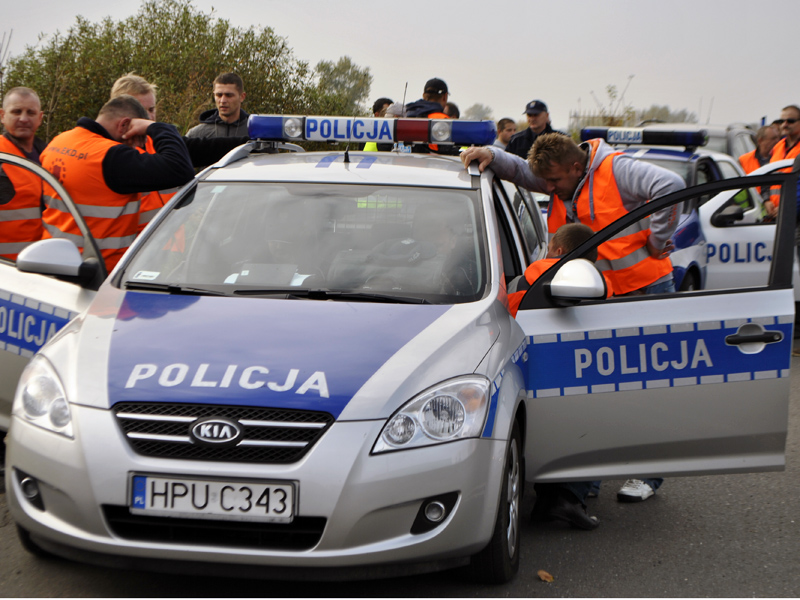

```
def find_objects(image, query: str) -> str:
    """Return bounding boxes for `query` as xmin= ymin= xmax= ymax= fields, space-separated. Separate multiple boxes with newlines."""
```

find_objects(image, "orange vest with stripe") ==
xmin=137 ymin=136 xmax=178 ymax=233
xmin=546 ymin=140 xmax=672 ymax=295
xmin=768 ymin=138 xmax=800 ymax=206
xmin=0 ymin=136 xmax=44 ymax=260
xmin=41 ymin=126 xmax=140 ymax=271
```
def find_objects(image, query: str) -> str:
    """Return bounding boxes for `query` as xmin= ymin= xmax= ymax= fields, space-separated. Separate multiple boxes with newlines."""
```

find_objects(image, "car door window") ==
xmin=491 ymin=182 xmax=524 ymax=283
xmin=500 ymin=180 xmax=546 ymax=263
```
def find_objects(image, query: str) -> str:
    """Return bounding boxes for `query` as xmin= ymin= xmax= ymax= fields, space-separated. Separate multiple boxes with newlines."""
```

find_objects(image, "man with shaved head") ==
xmin=41 ymin=95 xmax=194 ymax=270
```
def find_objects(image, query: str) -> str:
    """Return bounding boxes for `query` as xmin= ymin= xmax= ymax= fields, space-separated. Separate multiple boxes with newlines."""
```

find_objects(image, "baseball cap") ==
xmin=524 ymin=100 xmax=548 ymax=115
xmin=424 ymin=78 xmax=449 ymax=95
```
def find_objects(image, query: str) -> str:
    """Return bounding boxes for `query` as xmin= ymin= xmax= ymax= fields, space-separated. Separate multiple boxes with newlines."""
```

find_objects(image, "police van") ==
xmin=581 ymin=125 xmax=750 ymax=292
xmin=3 ymin=116 xmax=797 ymax=583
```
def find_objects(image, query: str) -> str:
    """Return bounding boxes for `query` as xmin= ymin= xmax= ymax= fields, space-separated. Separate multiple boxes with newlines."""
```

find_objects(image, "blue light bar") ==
xmin=248 ymin=115 xmax=497 ymax=147
xmin=581 ymin=127 xmax=708 ymax=148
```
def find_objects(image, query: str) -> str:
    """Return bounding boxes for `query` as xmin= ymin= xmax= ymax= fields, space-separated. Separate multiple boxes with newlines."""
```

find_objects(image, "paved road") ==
xmin=1 ymin=364 xmax=798 ymax=597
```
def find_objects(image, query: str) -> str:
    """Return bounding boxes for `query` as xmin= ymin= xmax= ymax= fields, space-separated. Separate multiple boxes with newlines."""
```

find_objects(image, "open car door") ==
xmin=515 ymin=160 xmax=798 ymax=483
xmin=0 ymin=152 xmax=106 ymax=431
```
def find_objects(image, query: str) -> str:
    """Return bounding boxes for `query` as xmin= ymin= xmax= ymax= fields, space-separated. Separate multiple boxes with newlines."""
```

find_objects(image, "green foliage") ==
xmin=463 ymin=103 xmax=493 ymax=121
xmin=314 ymin=56 xmax=372 ymax=116
xmin=3 ymin=0 xmax=371 ymax=140
xmin=636 ymin=105 xmax=698 ymax=124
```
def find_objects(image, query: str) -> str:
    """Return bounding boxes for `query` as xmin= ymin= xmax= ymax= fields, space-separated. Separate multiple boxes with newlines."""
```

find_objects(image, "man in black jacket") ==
xmin=505 ymin=100 xmax=565 ymax=159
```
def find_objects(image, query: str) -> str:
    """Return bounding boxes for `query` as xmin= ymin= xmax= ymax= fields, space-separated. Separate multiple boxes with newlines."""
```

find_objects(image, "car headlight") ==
xmin=373 ymin=376 xmax=491 ymax=453
xmin=13 ymin=355 xmax=73 ymax=438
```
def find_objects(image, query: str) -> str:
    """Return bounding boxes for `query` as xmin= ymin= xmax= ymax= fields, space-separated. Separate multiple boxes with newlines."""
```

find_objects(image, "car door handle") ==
xmin=725 ymin=331 xmax=783 ymax=345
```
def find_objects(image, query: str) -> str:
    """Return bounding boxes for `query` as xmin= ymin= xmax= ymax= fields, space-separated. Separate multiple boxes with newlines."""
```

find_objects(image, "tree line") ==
xmin=1 ymin=0 xmax=373 ymax=142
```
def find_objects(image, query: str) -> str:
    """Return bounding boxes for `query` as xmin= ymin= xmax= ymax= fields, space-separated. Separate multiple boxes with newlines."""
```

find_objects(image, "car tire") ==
xmin=679 ymin=270 xmax=698 ymax=292
xmin=16 ymin=525 xmax=52 ymax=558
xmin=470 ymin=421 xmax=523 ymax=583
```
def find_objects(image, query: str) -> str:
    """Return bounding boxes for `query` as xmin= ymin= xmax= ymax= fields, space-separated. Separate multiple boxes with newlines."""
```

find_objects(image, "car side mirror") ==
xmin=16 ymin=238 xmax=102 ymax=289
xmin=547 ymin=258 xmax=607 ymax=305
xmin=711 ymin=204 xmax=745 ymax=227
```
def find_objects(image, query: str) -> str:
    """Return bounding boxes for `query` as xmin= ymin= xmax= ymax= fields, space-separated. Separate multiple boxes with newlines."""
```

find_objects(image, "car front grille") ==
xmin=102 ymin=505 xmax=326 ymax=550
xmin=113 ymin=402 xmax=334 ymax=463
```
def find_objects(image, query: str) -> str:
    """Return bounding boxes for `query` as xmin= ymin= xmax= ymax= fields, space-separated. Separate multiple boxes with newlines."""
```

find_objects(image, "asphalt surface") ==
xmin=1 ymin=363 xmax=798 ymax=598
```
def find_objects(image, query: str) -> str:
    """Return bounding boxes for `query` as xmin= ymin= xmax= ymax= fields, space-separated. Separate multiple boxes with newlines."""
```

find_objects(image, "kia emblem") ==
xmin=190 ymin=417 xmax=243 ymax=446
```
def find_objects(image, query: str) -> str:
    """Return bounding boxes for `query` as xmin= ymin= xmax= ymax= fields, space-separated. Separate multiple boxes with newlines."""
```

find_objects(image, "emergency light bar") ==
xmin=248 ymin=115 xmax=497 ymax=147
xmin=581 ymin=127 xmax=708 ymax=148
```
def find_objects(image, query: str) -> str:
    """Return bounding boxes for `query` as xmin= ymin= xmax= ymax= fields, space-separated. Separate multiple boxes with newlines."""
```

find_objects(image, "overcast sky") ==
xmin=2 ymin=0 xmax=797 ymax=130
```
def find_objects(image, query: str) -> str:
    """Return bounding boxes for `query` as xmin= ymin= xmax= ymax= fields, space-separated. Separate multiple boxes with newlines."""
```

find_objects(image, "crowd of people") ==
xmin=1 ymin=72 xmax=798 ymax=530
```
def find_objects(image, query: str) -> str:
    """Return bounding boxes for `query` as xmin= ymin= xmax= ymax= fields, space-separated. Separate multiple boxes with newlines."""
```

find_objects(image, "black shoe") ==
xmin=546 ymin=494 xmax=599 ymax=530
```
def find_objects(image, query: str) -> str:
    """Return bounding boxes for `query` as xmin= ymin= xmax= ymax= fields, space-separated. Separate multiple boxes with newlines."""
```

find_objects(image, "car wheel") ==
xmin=16 ymin=525 xmax=52 ymax=558
xmin=470 ymin=421 xmax=523 ymax=583
xmin=679 ymin=270 xmax=698 ymax=292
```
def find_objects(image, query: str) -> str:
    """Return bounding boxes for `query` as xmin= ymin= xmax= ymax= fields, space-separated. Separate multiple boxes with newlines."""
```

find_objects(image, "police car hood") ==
xmin=78 ymin=291 xmax=498 ymax=420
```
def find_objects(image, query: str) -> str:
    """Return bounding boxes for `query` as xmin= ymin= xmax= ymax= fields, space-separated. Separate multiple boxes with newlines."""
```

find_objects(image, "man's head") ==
xmin=524 ymin=99 xmax=549 ymax=135
xmin=96 ymin=95 xmax=148 ymax=142
xmin=422 ymin=77 xmax=449 ymax=109
xmin=756 ymin=124 xmax=780 ymax=157
xmin=110 ymin=73 xmax=157 ymax=120
xmin=444 ymin=102 xmax=460 ymax=119
xmin=496 ymin=118 xmax=516 ymax=145
xmin=0 ymin=87 xmax=44 ymax=152
xmin=548 ymin=223 xmax=596 ymax=260
xmin=212 ymin=73 xmax=246 ymax=124
xmin=777 ymin=105 xmax=800 ymax=144
xmin=372 ymin=97 xmax=393 ymax=117
xmin=529 ymin=133 xmax=588 ymax=200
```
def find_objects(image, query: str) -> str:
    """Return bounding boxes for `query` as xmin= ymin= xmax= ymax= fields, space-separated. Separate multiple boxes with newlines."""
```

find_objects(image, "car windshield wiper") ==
xmin=232 ymin=288 xmax=431 ymax=304
xmin=123 ymin=281 xmax=227 ymax=296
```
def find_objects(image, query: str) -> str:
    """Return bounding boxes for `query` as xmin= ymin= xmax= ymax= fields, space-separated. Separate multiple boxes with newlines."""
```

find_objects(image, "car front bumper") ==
xmin=7 ymin=404 xmax=507 ymax=576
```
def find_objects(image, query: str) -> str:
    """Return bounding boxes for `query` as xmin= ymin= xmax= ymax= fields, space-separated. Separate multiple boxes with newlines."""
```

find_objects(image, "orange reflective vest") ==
xmin=137 ymin=136 xmax=178 ymax=233
xmin=738 ymin=149 xmax=763 ymax=174
xmin=41 ymin=126 xmax=140 ymax=271
xmin=546 ymin=140 xmax=673 ymax=295
xmin=768 ymin=138 xmax=800 ymax=206
xmin=0 ymin=136 xmax=44 ymax=260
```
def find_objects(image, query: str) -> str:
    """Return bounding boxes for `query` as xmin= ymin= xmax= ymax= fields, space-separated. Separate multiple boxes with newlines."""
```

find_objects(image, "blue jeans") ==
xmin=643 ymin=277 xmax=675 ymax=295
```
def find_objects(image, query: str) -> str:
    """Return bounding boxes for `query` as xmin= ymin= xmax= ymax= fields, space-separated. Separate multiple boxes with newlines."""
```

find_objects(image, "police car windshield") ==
xmin=122 ymin=182 xmax=487 ymax=304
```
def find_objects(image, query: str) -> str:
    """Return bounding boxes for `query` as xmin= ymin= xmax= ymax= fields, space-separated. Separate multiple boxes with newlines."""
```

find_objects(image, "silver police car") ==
xmin=2 ymin=116 xmax=797 ymax=583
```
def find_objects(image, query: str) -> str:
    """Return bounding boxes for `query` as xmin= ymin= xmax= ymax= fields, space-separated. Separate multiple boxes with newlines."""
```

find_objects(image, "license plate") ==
xmin=130 ymin=475 xmax=295 ymax=523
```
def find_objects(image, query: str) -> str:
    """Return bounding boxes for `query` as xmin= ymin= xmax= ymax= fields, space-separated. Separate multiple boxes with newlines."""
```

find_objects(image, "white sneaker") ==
xmin=617 ymin=479 xmax=654 ymax=502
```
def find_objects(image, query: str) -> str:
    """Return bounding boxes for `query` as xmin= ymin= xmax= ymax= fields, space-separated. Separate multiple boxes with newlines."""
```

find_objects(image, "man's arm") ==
xmin=102 ymin=122 xmax=195 ymax=194
xmin=613 ymin=156 xmax=684 ymax=252
xmin=460 ymin=146 xmax=548 ymax=192
xmin=183 ymin=135 xmax=248 ymax=168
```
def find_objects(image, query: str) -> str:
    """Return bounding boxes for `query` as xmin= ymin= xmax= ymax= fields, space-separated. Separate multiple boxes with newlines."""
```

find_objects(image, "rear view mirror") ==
xmin=711 ymin=203 xmax=745 ymax=227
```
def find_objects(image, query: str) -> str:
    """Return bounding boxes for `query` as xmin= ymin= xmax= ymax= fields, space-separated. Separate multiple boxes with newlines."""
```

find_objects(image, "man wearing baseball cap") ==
xmin=506 ymin=99 xmax=565 ymax=159
xmin=405 ymin=78 xmax=458 ymax=154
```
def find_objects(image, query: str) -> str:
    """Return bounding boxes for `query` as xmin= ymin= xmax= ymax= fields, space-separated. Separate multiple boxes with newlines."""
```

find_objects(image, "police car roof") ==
xmin=620 ymin=146 xmax=735 ymax=162
xmin=203 ymin=151 xmax=473 ymax=188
